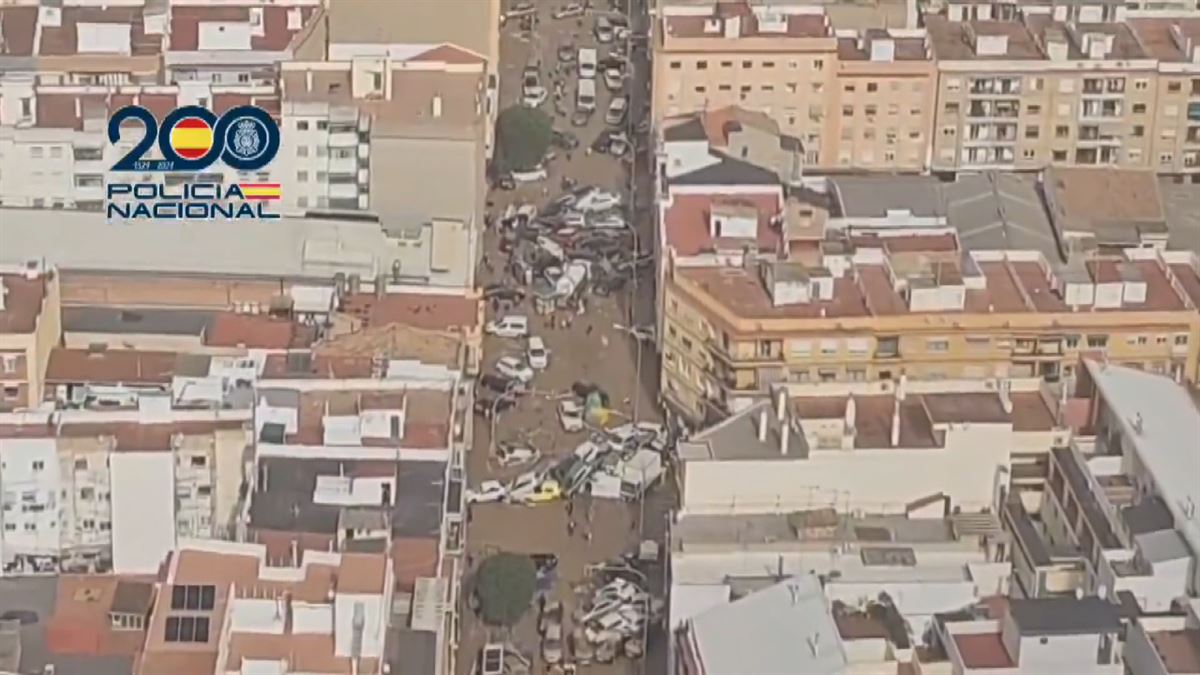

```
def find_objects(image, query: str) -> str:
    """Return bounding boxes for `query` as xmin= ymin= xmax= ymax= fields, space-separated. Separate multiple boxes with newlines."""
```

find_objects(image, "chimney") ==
xmin=896 ymin=373 xmax=907 ymax=402
xmin=758 ymin=407 xmax=768 ymax=443
xmin=776 ymin=388 xmax=787 ymax=421
xmin=999 ymin=380 xmax=1013 ymax=414
xmin=890 ymin=398 xmax=901 ymax=447
xmin=844 ymin=396 xmax=857 ymax=432
xmin=780 ymin=416 xmax=791 ymax=456
xmin=431 ymin=95 xmax=442 ymax=118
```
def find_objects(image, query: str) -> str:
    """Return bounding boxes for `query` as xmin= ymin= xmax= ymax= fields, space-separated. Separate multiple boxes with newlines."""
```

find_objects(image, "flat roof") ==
xmin=925 ymin=16 xmax=1044 ymax=60
xmin=833 ymin=176 xmax=945 ymax=220
xmin=1160 ymin=179 xmax=1200 ymax=257
xmin=1148 ymin=629 xmax=1200 ymax=675
xmin=0 ymin=210 xmax=472 ymax=288
xmin=62 ymin=306 xmax=215 ymax=337
xmin=0 ymin=274 xmax=47 ymax=334
xmin=325 ymin=0 xmax=493 ymax=59
xmin=342 ymin=292 xmax=479 ymax=332
xmin=169 ymin=5 xmax=318 ymax=52
xmin=45 ymin=348 xmax=178 ymax=385
xmin=1009 ymin=597 xmax=1122 ymax=635
xmin=663 ymin=192 xmax=782 ymax=256
xmin=1044 ymin=167 xmax=1168 ymax=242
xmin=945 ymin=172 xmax=1061 ymax=265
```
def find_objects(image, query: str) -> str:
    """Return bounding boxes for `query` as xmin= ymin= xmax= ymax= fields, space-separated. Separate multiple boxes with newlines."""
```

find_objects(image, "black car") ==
xmin=483 ymin=284 xmax=525 ymax=303
xmin=473 ymin=397 xmax=517 ymax=418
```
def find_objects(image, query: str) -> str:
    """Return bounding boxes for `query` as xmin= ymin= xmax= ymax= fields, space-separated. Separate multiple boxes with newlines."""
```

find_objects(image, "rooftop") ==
xmin=687 ymin=575 xmax=846 ymax=675
xmin=1086 ymin=361 xmax=1200 ymax=567
xmin=324 ymin=0 xmax=494 ymax=60
xmin=1127 ymin=17 xmax=1200 ymax=61
xmin=952 ymin=632 xmax=1014 ymax=669
xmin=1044 ymin=167 xmax=1168 ymax=245
xmin=256 ymin=386 xmax=452 ymax=449
xmin=342 ymin=292 xmax=480 ymax=332
xmin=663 ymin=4 xmax=833 ymax=41
xmin=45 ymin=348 xmax=178 ymax=386
xmin=1009 ymin=597 xmax=1123 ymax=635
xmin=0 ymin=274 xmax=47 ymax=334
xmin=203 ymin=313 xmax=317 ymax=350
xmin=1148 ymin=629 xmax=1200 ymax=675
xmin=673 ymin=511 xmax=1003 ymax=551
xmin=836 ymin=29 xmax=930 ymax=61
xmin=1160 ymin=179 xmax=1200 ymax=257
xmin=248 ymin=456 xmax=445 ymax=539
xmin=945 ymin=172 xmax=1061 ymax=265
xmin=169 ymin=5 xmax=318 ymax=52
xmin=63 ymin=306 xmax=216 ymax=337
xmin=663 ymin=192 xmax=783 ymax=256
xmin=925 ymin=17 xmax=1044 ymax=60
xmin=671 ymin=154 xmax=782 ymax=187
xmin=832 ymin=176 xmax=945 ymax=220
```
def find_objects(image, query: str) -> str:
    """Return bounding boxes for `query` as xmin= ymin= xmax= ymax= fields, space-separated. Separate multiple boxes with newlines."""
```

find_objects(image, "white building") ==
xmin=0 ymin=404 xmax=252 ymax=575
xmin=675 ymin=378 xmax=1068 ymax=516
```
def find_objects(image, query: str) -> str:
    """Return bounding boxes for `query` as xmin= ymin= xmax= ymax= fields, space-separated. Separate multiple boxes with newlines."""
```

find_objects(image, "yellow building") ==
xmin=660 ymin=248 xmax=1200 ymax=423
xmin=0 ymin=269 xmax=62 ymax=411
xmin=652 ymin=0 xmax=937 ymax=172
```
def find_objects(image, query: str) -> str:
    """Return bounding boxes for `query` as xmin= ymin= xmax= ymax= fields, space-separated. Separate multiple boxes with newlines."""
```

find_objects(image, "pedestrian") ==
xmin=585 ymin=530 xmax=593 ymax=544
xmin=567 ymin=519 xmax=576 ymax=537
xmin=566 ymin=500 xmax=574 ymax=517
xmin=586 ymin=325 xmax=593 ymax=336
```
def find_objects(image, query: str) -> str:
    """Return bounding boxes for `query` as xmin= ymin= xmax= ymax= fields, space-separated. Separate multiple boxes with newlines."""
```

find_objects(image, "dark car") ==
xmin=482 ymin=284 xmax=525 ymax=303
xmin=473 ymin=397 xmax=516 ymax=418
xmin=0 ymin=610 xmax=38 ymax=625
xmin=551 ymin=129 xmax=580 ymax=150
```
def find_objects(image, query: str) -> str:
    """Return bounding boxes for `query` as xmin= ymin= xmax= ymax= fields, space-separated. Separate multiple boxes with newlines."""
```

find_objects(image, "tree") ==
xmin=474 ymin=553 xmax=536 ymax=626
xmin=495 ymin=106 xmax=552 ymax=173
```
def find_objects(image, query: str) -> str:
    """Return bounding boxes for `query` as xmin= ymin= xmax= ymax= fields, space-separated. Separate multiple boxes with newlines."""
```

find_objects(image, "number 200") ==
xmin=107 ymin=104 xmax=279 ymax=172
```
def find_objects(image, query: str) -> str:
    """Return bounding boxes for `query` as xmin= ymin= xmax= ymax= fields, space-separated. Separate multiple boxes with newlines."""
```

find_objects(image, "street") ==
xmin=457 ymin=1 xmax=669 ymax=674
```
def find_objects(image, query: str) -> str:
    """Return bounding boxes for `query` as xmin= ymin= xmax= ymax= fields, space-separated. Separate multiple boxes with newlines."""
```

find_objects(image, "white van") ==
xmin=576 ymin=78 xmax=596 ymax=113
xmin=527 ymin=336 xmax=549 ymax=370
xmin=578 ymin=48 xmax=598 ymax=79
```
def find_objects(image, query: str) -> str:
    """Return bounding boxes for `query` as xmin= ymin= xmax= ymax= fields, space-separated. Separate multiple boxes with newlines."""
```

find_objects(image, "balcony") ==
xmin=967 ymin=101 xmax=1019 ymax=119
xmin=328 ymin=182 xmax=360 ymax=200
xmin=328 ymin=155 xmax=357 ymax=175
xmin=328 ymin=131 xmax=358 ymax=147
xmin=359 ymin=143 xmax=370 ymax=158
xmin=969 ymin=78 xmax=1021 ymax=96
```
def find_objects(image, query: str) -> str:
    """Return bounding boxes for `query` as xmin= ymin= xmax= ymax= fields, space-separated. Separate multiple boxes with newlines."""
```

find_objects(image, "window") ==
xmin=1025 ymin=125 xmax=1039 ymax=139
xmin=696 ymin=61 xmax=708 ymax=70
xmin=1168 ymin=81 xmax=1182 ymax=93
xmin=720 ymin=61 xmax=732 ymax=68
xmin=788 ymin=340 xmax=812 ymax=357
xmin=1135 ymin=79 xmax=1149 ymax=90
xmin=316 ymin=171 xmax=327 ymax=182
xmin=1133 ymin=125 xmax=1145 ymax=138
xmin=669 ymin=61 xmax=681 ymax=70
xmin=190 ymin=456 xmax=207 ymax=467
xmin=32 ymin=460 xmax=43 ymax=471
xmin=819 ymin=340 xmax=839 ymax=356
xmin=297 ymin=171 xmax=308 ymax=182
xmin=844 ymin=84 xmax=856 ymax=93
xmin=170 ymin=584 xmax=216 ymax=611
xmin=926 ymin=339 xmax=949 ymax=352
xmin=1055 ymin=125 xmax=1070 ymax=138
xmin=1026 ymin=104 xmax=1041 ymax=115
xmin=296 ymin=146 xmax=308 ymax=157
xmin=742 ymin=60 xmax=752 ymax=68
xmin=867 ymin=82 xmax=878 ymax=93
xmin=1052 ymin=150 xmax=1067 ymax=162
xmin=1065 ymin=335 xmax=1080 ymax=349
xmin=74 ymin=458 xmax=87 ymax=471
xmin=813 ymin=59 xmax=824 ymax=70
xmin=296 ymin=120 xmax=309 ymax=131
xmin=695 ymin=86 xmax=706 ymax=93
xmin=30 ymin=147 xmax=43 ymax=159
xmin=842 ymin=105 xmax=854 ymax=117
xmin=79 ymin=488 xmax=94 ymax=500
xmin=20 ymin=97 xmax=32 ymax=117
xmin=1132 ymin=103 xmax=1146 ymax=114
xmin=1087 ymin=335 xmax=1108 ymax=349
xmin=762 ymin=61 xmax=775 ymax=68
xmin=316 ymin=120 xmax=328 ymax=131
xmin=718 ymin=84 xmax=731 ymax=92
xmin=864 ymin=105 xmax=877 ymax=116
xmin=164 ymin=616 xmax=211 ymax=643
xmin=49 ymin=146 xmax=62 ymax=159
xmin=1175 ymin=334 xmax=1189 ymax=346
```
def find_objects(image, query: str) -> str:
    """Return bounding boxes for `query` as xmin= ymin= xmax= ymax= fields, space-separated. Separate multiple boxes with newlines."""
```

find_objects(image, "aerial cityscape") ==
xmin=0 ymin=0 xmax=1198 ymax=674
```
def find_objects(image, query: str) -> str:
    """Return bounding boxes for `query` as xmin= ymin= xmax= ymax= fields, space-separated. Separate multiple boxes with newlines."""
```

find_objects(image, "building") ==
xmin=135 ymin=539 xmax=391 ymax=675
xmin=937 ymin=596 xmax=1124 ymax=675
xmin=0 ymin=267 xmax=61 ymax=411
xmin=652 ymin=0 xmax=937 ymax=172
xmin=656 ymin=164 xmax=1200 ymax=423
xmin=0 ymin=405 xmax=252 ymax=575
xmin=675 ymin=377 xmax=1067 ymax=516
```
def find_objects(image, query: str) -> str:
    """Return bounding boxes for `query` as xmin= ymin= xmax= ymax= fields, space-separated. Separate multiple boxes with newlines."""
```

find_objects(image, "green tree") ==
xmin=474 ymin=553 xmax=536 ymax=626
xmin=495 ymin=106 xmax=552 ymax=173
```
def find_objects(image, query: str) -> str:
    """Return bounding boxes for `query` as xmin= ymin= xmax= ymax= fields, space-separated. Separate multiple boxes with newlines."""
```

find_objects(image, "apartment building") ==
xmin=926 ymin=14 xmax=1165 ymax=172
xmin=1128 ymin=18 xmax=1200 ymax=175
xmin=135 ymin=540 xmax=391 ymax=675
xmin=0 ymin=268 xmax=60 ymax=411
xmin=652 ymin=0 xmax=937 ymax=171
xmin=0 ymin=405 xmax=252 ymax=576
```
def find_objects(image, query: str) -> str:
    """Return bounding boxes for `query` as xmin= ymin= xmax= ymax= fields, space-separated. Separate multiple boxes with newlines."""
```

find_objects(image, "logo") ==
xmin=105 ymin=104 xmax=282 ymax=220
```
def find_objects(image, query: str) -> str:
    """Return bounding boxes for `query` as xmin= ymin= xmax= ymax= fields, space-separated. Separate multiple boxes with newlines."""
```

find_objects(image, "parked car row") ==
xmin=466 ymin=469 xmax=563 ymax=505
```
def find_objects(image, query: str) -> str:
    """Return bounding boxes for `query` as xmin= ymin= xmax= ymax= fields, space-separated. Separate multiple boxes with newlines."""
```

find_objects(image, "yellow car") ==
xmin=525 ymin=479 xmax=563 ymax=504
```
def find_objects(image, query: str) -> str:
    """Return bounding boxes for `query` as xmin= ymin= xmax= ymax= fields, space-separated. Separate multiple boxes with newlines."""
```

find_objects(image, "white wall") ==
xmin=110 ymin=452 xmax=176 ymax=574
xmin=334 ymin=592 xmax=386 ymax=659
xmin=0 ymin=438 xmax=61 ymax=562
xmin=681 ymin=427 xmax=1012 ymax=515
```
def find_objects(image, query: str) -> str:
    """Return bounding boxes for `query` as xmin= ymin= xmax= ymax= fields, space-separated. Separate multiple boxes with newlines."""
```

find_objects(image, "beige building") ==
xmin=926 ymin=15 xmax=1161 ymax=172
xmin=652 ymin=0 xmax=937 ymax=171
xmin=0 ymin=268 xmax=61 ymax=411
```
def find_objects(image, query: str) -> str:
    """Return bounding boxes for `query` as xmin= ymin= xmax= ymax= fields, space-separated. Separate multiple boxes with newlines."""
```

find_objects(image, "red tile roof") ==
xmin=664 ymin=193 xmax=782 ymax=256
xmin=342 ymin=292 xmax=481 ymax=332
xmin=39 ymin=6 xmax=158 ymax=57
xmin=204 ymin=313 xmax=318 ymax=350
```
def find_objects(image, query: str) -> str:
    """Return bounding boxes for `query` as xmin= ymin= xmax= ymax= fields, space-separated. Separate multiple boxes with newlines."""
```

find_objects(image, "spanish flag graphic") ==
xmin=237 ymin=183 xmax=282 ymax=201
xmin=169 ymin=117 xmax=214 ymax=160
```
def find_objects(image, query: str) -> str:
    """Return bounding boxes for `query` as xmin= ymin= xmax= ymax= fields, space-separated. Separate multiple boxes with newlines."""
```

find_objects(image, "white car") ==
xmin=466 ymin=480 xmax=508 ymax=504
xmin=558 ymin=210 xmax=586 ymax=228
xmin=485 ymin=315 xmax=529 ymax=338
xmin=527 ymin=336 xmax=550 ymax=370
xmin=497 ymin=443 xmax=540 ymax=467
xmin=522 ymin=67 xmax=547 ymax=107
xmin=595 ymin=16 xmax=614 ymax=43
xmin=552 ymin=2 xmax=584 ymax=19
xmin=508 ymin=470 xmax=542 ymax=498
xmin=603 ymin=67 xmax=625 ymax=91
xmin=511 ymin=165 xmax=548 ymax=183
xmin=605 ymin=96 xmax=628 ymax=126
xmin=589 ymin=212 xmax=626 ymax=230
xmin=575 ymin=188 xmax=622 ymax=213
xmin=558 ymin=400 xmax=585 ymax=432
xmin=578 ymin=48 xmax=597 ymax=79
xmin=495 ymin=356 xmax=534 ymax=383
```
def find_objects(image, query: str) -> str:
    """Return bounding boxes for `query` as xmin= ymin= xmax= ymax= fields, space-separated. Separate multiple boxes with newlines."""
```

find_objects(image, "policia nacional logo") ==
xmin=105 ymin=104 xmax=282 ymax=220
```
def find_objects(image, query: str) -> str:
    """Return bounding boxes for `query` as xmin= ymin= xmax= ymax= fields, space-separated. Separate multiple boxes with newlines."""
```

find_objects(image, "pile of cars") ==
xmin=548 ymin=420 xmax=667 ymax=501
xmin=479 ymin=315 xmax=551 ymax=416
xmin=566 ymin=560 xmax=663 ymax=665
xmin=466 ymin=469 xmax=563 ymax=506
